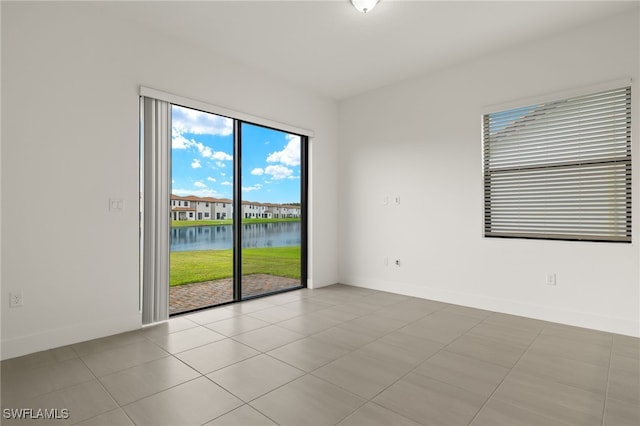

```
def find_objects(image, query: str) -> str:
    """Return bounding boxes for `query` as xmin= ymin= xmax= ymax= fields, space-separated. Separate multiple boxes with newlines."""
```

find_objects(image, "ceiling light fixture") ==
xmin=351 ymin=0 xmax=380 ymax=14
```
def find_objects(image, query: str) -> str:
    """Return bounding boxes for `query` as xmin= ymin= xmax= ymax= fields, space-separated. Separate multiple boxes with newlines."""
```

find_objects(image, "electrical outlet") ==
xmin=9 ymin=291 xmax=24 ymax=308
xmin=395 ymin=259 xmax=401 ymax=267
xmin=546 ymin=273 xmax=556 ymax=286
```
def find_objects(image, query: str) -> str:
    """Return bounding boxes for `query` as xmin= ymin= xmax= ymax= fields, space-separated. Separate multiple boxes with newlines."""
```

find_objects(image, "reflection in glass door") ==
xmin=238 ymin=123 xmax=305 ymax=299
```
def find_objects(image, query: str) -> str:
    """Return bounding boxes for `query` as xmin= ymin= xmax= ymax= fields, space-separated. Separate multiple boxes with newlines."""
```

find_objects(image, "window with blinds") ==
xmin=483 ymin=86 xmax=631 ymax=243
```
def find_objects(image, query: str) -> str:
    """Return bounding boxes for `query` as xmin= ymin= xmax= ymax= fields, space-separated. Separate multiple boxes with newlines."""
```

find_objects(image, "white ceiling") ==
xmin=96 ymin=0 xmax=638 ymax=100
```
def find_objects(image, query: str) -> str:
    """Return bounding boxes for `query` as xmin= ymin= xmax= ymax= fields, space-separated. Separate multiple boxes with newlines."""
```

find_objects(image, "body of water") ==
xmin=170 ymin=222 xmax=301 ymax=252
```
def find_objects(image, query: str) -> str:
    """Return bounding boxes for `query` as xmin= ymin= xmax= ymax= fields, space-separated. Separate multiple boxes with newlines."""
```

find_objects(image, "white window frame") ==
xmin=482 ymin=82 xmax=632 ymax=243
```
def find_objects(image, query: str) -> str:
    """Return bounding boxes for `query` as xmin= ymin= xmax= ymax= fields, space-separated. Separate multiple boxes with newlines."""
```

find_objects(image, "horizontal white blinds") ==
xmin=483 ymin=86 xmax=631 ymax=242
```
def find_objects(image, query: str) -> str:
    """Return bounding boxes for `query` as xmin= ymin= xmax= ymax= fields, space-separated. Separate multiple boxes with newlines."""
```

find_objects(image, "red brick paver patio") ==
xmin=169 ymin=274 xmax=301 ymax=315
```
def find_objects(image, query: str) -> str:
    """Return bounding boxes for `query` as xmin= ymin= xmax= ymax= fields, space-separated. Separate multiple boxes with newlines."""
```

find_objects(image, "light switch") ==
xmin=109 ymin=198 xmax=124 ymax=212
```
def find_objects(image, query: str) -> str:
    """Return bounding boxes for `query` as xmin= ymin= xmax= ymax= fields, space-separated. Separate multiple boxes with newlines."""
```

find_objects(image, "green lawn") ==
xmin=170 ymin=246 xmax=301 ymax=286
xmin=171 ymin=218 xmax=300 ymax=228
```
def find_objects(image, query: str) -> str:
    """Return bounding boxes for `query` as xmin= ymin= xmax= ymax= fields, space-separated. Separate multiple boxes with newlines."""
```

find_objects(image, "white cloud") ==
xmin=173 ymin=188 xmax=225 ymax=198
xmin=191 ymin=159 xmax=202 ymax=169
xmin=265 ymin=164 xmax=293 ymax=180
xmin=221 ymin=181 xmax=233 ymax=186
xmin=242 ymin=184 xmax=263 ymax=192
xmin=212 ymin=151 xmax=232 ymax=161
xmin=171 ymin=108 xmax=233 ymax=162
xmin=172 ymin=105 xmax=233 ymax=136
xmin=174 ymin=134 xmax=233 ymax=163
xmin=266 ymin=135 xmax=300 ymax=166
xmin=171 ymin=130 xmax=191 ymax=149
xmin=206 ymin=176 xmax=217 ymax=182
xmin=197 ymin=144 xmax=213 ymax=158
xmin=215 ymin=161 xmax=226 ymax=168
xmin=194 ymin=181 xmax=207 ymax=188
xmin=251 ymin=168 xmax=264 ymax=176
xmin=220 ymin=172 xmax=226 ymax=177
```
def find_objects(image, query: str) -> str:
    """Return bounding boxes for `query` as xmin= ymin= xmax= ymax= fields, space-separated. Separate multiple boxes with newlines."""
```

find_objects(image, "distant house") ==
xmin=170 ymin=195 xmax=298 ymax=221
xmin=282 ymin=205 xmax=301 ymax=218
xmin=212 ymin=198 xmax=233 ymax=220
xmin=170 ymin=196 xmax=196 ymax=221
xmin=170 ymin=195 xmax=205 ymax=220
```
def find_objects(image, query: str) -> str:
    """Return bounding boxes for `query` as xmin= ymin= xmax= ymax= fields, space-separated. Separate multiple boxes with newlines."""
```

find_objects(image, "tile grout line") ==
xmin=197 ymin=292 xmax=376 ymax=425
xmin=358 ymin=310 xmax=497 ymax=424
xmin=243 ymin=402 xmax=281 ymax=426
xmin=72 ymin=346 xmax=126 ymax=425
xmin=85 ymin=329 xmax=214 ymax=423
xmin=312 ymin=305 xmax=455 ymax=424
xmin=465 ymin=317 xmax=548 ymax=426
xmin=4 ymin=287 xmax=636 ymax=426
xmin=601 ymin=335 xmax=615 ymax=426
xmin=251 ymin=297 xmax=432 ymax=425
xmin=201 ymin=291 xmax=382 ymax=426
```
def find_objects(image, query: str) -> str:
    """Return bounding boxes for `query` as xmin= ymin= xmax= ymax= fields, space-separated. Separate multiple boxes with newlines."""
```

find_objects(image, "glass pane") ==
xmin=240 ymin=123 xmax=302 ymax=299
xmin=169 ymin=105 xmax=235 ymax=314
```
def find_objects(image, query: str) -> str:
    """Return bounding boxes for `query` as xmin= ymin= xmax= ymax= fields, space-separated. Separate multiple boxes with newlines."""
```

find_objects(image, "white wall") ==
xmin=1 ymin=2 xmax=339 ymax=359
xmin=338 ymin=11 xmax=640 ymax=337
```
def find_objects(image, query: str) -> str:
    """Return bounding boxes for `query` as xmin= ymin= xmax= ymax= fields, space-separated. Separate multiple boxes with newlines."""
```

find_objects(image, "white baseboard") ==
xmin=343 ymin=277 xmax=639 ymax=338
xmin=1 ymin=313 xmax=142 ymax=361
xmin=307 ymin=279 xmax=335 ymax=290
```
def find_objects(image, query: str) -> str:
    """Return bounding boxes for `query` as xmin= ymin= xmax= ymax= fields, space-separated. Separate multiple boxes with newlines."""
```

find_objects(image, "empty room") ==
xmin=1 ymin=1 xmax=639 ymax=425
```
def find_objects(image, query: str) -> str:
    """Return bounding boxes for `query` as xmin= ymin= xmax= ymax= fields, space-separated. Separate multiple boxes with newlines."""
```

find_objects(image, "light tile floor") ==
xmin=2 ymin=284 xmax=639 ymax=426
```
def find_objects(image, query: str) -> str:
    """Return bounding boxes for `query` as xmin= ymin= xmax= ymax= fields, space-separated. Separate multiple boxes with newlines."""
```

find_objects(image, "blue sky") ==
xmin=171 ymin=105 xmax=301 ymax=204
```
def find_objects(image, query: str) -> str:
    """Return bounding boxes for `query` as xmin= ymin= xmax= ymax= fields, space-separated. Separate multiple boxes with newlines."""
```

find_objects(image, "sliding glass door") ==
xmin=168 ymin=106 xmax=306 ymax=315
xmin=169 ymin=105 xmax=235 ymax=313
xmin=239 ymin=123 xmax=305 ymax=299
